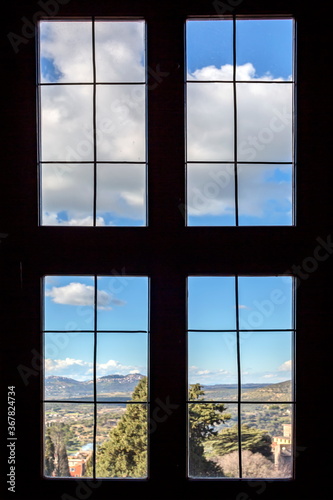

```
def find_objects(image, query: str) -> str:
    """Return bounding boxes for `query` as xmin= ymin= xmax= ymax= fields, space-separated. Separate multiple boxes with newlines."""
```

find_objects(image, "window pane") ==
xmin=40 ymin=85 xmax=94 ymax=162
xmin=238 ymin=164 xmax=292 ymax=226
xmin=39 ymin=21 xmax=93 ymax=83
xmin=96 ymin=85 xmax=146 ymax=162
xmin=186 ymin=20 xmax=233 ymax=81
xmin=187 ymin=83 xmax=234 ymax=161
xmin=187 ymin=163 xmax=235 ymax=226
xmin=95 ymin=402 xmax=148 ymax=478
xmin=96 ymin=334 xmax=148 ymax=401
xmin=240 ymin=331 xmax=293 ymax=400
xmin=236 ymin=20 xmax=293 ymax=81
xmin=188 ymin=401 xmax=237 ymax=478
xmin=237 ymin=83 xmax=292 ymax=163
xmin=44 ymin=333 xmax=94 ymax=400
xmin=44 ymin=276 xmax=95 ymax=331
xmin=96 ymin=163 xmax=146 ymax=226
xmin=241 ymin=404 xmax=293 ymax=478
xmin=188 ymin=332 xmax=238 ymax=397
xmin=188 ymin=277 xmax=236 ymax=330
xmin=97 ymin=276 xmax=149 ymax=331
xmin=238 ymin=276 xmax=293 ymax=330
xmin=95 ymin=21 xmax=145 ymax=83
xmin=41 ymin=164 xmax=94 ymax=226
xmin=44 ymin=403 xmax=94 ymax=478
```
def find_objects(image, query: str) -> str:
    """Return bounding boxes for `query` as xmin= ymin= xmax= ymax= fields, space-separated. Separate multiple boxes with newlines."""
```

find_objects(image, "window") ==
xmin=3 ymin=1 xmax=331 ymax=500
xmin=186 ymin=19 xmax=294 ymax=226
xmin=38 ymin=19 xmax=147 ymax=226
xmin=43 ymin=275 xmax=149 ymax=478
xmin=187 ymin=276 xmax=295 ymax=478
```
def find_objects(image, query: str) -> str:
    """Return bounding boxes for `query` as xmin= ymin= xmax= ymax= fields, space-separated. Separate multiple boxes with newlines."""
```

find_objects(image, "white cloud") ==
xmin=40 ymin=21 xmax=293 ymax=224
xmin=278 ymin=360 xmax=292 ymax=372
xmin=45 ymin=357 xmax=143 ymax=380
xmin=45 ymin=282 xmax=125 ymax=310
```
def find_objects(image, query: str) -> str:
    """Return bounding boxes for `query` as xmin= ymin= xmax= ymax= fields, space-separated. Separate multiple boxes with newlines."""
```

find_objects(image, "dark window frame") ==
xmin=2 ymin=1 xmax=332 ymax=499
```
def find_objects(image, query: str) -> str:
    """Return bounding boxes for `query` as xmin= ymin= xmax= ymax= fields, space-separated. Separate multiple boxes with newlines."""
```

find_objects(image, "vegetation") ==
xmin=208 ymin=424 xmax=273 ymax=460
xmin=45 ymin=423 xmax=72 ymax=477
xmin=85 ymin=377 xmax=148 ymax=478
xmin=188 ymin=383 xmax=231 ymax=477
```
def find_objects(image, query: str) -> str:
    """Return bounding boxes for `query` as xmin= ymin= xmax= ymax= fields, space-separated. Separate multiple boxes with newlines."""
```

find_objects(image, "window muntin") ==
xmin=38 ymin=20 xmax=147 ymax=227
xmin=43 ymin=275 xmax=149 ymax=479
xmin=187 ymin=276 xmax=295 ymax=479
xmin=186 ymin=19 xmax=294 ymax=226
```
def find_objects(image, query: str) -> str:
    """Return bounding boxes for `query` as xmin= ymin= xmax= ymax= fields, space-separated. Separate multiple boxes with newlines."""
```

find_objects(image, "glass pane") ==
xmin=237 ymin=82 xmax=292 ymax=163
xmin=96 ymin=85 xmax=145 ymax=161
xmin=188 ymin=332 xmax=238 ymax=397
xmin=96 ymin=164 xmax=146 ymax=226
xmin=97 ymin=277 xmax=149 ymax=331
xmin=40 ymin=85 xmax=93 ymax=162
xmin=95 ymin=21 xmax=145 ymax=83
xmin=39 ymin=21 xmax=93 ymax=83
xmin=44 ymin=403 xmax=94 ymax=478
xmin=96 ymin=334 xmax=148 ymax=401
xmin=240 ymin=331 xmax=293 ymax=400
xmin=95 ymin=403 xmax=148 ymax=478
xmin=186 ymin=20 xmax=233 ymax=80
xmin=188 ymin=401 xmax=236 ymax=478
xmin=44 ymin=276 xmax=95 ymax=331
xmin=187 ymin=163 xmax=235 ymax=226
xmin=188 ymin=277 xmax=236 ymax=330
xmin=187 ymin=83 xmax=234 ymax=161
xmin=236 ymin=20 xmax=293 ymax=81
xmin=238 ymin=276 xmax=293 ymax=330
xmin=241 ymin=404 xmax=293 ymax=478
xmin=41 ymin=164 xmax=94 ymax=226
xmin=238 ymin=164 xmax=292 ymax=226
xmin=44 ymin=333 xmax=94 ymax=401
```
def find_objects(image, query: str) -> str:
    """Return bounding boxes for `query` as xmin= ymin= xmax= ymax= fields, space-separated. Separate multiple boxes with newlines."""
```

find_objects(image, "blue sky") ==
xmin=44 ymin=275 xmax=293 ymax=391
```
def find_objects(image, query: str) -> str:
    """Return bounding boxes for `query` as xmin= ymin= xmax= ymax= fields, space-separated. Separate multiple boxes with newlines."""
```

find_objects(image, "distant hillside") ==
xmin=45 ymin=373 xmax=145 ymax=400
xmin=202 ymin=380 xmax=292 ymax=402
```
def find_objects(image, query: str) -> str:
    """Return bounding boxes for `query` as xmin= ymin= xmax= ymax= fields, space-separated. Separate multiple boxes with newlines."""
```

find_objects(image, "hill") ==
xmin=45 ymin=373 xmax=145 ymax=400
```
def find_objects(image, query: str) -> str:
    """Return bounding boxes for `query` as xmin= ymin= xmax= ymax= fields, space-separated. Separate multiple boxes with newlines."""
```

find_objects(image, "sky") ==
xmin=40 ymin=20 xmax=294 ymax=395
xmin=44 ymin=275 xmax=294 ymax=394
xmin=39 ymin=18 xmax=294 ymax=227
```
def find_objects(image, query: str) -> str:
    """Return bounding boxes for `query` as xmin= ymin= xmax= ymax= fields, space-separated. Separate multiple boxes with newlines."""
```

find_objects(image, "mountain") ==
xmin=202 ymin=380 xmax=292 ymax=402
xmin=45 ymin=373 xmax=145 ymax=400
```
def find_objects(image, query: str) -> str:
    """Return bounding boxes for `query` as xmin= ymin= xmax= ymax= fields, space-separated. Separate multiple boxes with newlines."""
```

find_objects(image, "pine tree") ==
xmin=188 ymin=383 xmax=231 ymax=477
xmin=86 ymin=376 xmax=148 ymax=478
xmin=47 ymin=423 xmax=71 ymax=477
xmin=44 ymin=432 xmax=55 ymax=476
xmin=210 ymin=424 xmax=273 ymax=460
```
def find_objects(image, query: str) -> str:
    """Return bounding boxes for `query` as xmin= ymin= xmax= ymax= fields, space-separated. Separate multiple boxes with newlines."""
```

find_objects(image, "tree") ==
xmin=210 ymin=424 xmax=273 ymax=460
xmin=188 ymin=383 xmax=231 ymax=477
xmin=46 ymin=423 xmax=71 ymax=477
xmin=216 ymin=449 xmax=280 ymax=478
xmin=44 ymin=432 xmax=55 ymax=476
xmin=86 ymin=377 xmax=148 ymax=478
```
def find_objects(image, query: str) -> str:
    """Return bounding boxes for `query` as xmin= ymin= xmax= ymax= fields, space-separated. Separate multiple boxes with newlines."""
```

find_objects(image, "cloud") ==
xmin=278 ymin=360 xmax=292 ymax=372
xmin=39 ymin=21 xmax=293 ymax=225
xmin=45 ymin=357 xmax=144 ymax=380
xmin=45 ymin=282 xmax=125 ymax=310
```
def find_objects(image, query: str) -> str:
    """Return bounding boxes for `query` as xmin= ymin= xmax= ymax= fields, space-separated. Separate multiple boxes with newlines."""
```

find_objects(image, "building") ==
xmin=272 ymin=424 xmax=292 ymax=470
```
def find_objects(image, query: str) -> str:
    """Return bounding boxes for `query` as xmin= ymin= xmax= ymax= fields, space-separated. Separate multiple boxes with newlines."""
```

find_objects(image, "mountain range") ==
xmin=45 ymin=373 xmax=145 ymax=400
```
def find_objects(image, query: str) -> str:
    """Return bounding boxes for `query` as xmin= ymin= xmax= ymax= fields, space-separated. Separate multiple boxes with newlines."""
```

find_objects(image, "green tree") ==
xmin=47 ymin=423 xmax=71 ymax=477
xmin=44 ymin=432 xmax=55 ymax=476
xmin=86 ymin=377 xmax=148 ymax=478
xmin=189 ymin=383 xmax=231 ymax=477
xmin=210 ymin=424 xmax=273 ymax=460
